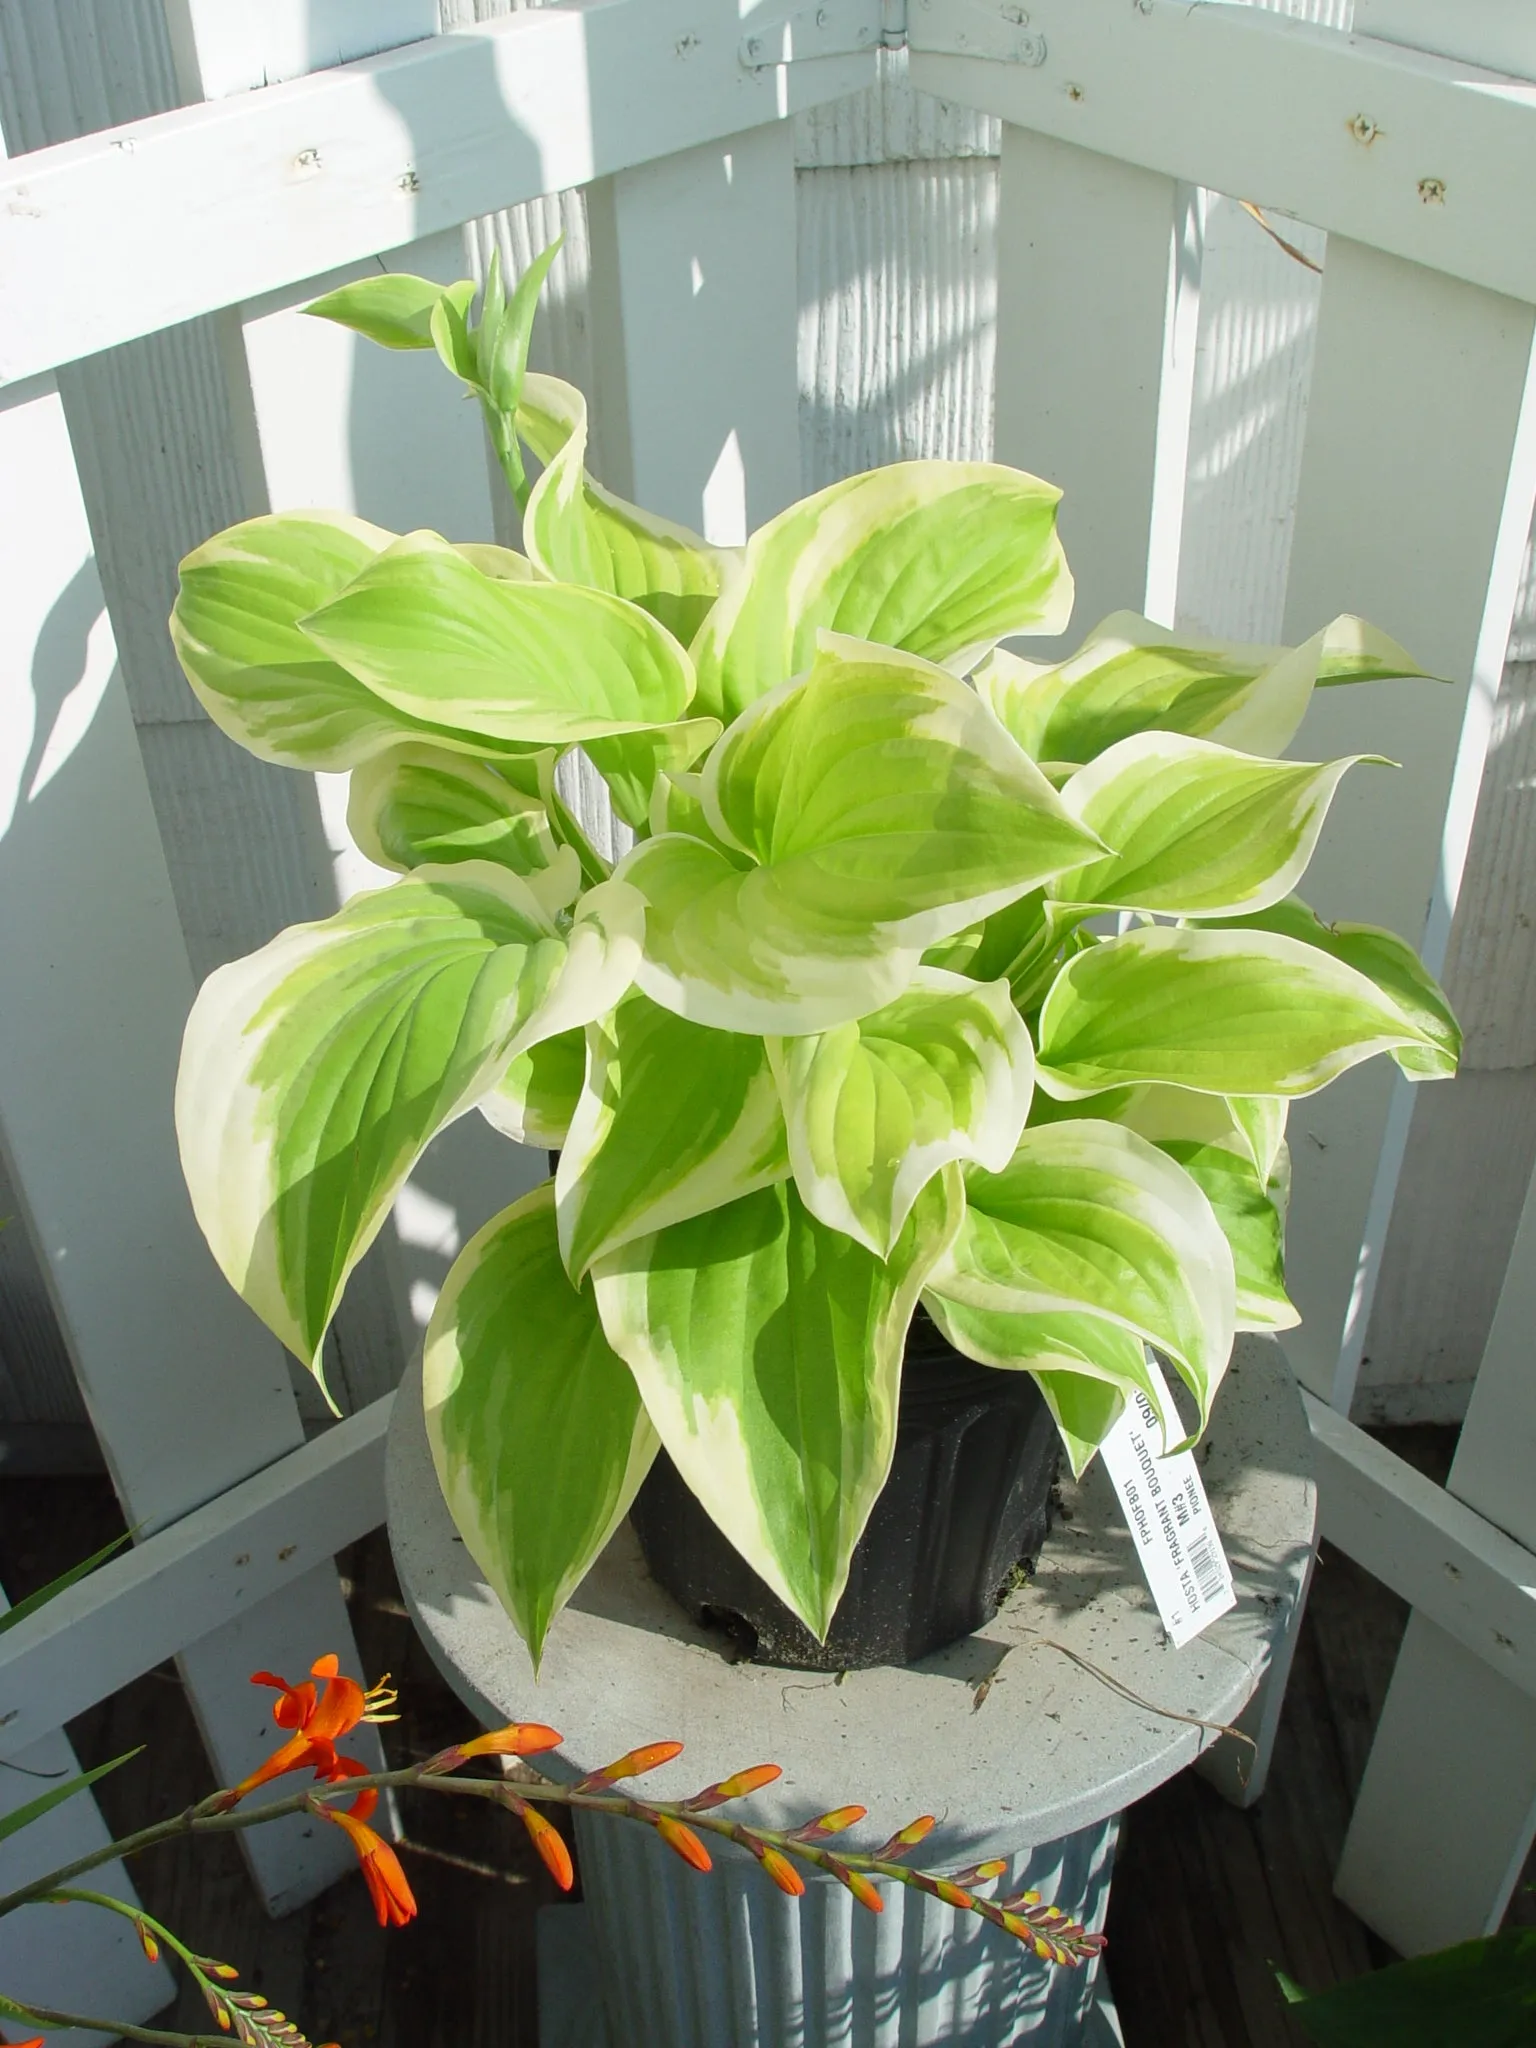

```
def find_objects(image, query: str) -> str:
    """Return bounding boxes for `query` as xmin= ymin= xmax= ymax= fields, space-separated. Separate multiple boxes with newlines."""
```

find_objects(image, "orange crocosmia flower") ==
xmin=324 ymin=1796 xmax=417 ymax=1929
xmin=219 ymin=1656 xmax=397 ymax=1807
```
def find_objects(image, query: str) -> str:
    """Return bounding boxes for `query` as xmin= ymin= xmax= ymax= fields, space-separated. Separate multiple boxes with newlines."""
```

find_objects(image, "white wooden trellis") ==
xmin=0 ymin=2 xmax=1532 ymax=2034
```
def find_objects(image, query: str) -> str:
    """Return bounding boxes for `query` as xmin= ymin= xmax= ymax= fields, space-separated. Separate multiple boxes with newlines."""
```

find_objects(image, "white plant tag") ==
xmin=1098 ymin=1361 xmax=1236 ymax=1646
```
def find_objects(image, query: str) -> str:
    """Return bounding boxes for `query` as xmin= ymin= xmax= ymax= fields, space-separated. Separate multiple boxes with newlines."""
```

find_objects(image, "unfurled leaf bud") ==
xmin=654 ymin=1814 xmax=712 ymax=1872
xmin=873 ymin=1814 xmax=936 ymax=1861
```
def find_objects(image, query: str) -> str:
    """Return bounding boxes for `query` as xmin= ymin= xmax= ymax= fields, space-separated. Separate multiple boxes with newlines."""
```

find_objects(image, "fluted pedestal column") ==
xmin=387 ymin=1338 xmax=1314 ymax=2047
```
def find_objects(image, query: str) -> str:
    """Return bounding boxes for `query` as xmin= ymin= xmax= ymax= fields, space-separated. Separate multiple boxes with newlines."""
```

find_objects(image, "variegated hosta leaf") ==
xmin=928 ymin=1121 xmax=1236 ymax=1438
xmin=922 ymin=1297 xmax=1167 ymax=1477
xmin=480 ymin=1027 xmax=587 ymax=1147
xmin=1050 ymin=734 xmax=1382 ymax=919
xmin=347 ymin=743 xmax=577 ymax=902
xmin=581 ymin=717 xmax=721 ymax=830
xmin=175 ymin=864 xmax=642 ymax=1383
xmin=425 ymin=1181 xmax=657 ymax=1668
xmin=591 ymin=1169 xmax=964 ymax=1639
xmin=690 ymin=462 xmax=1074 ymax=722
xmin=306 ymin=271 xmax=474 ymax=351
xmin=297 ymin=530 xmax=696 ymax=745
xmin=556 ymin=990 xmax=790 ymax=1283
xmin=173 ymin=511 xmax=545 ymax=771
xmin=1036 ymin=926 xmax=1441 ymax=1101
xmin=1158 ymin=1138 xmax=1296 ymax=1333
xmin=1204 ymin=896 xmax=1460 ymax=1081
xmin=620 ymin=642 xmax=1104 ymax=1035
xmin=647 ymin=771 xmax=752 ymax=863
xmin=767 ymin=968 xmax=1034 ymax=1257
xmin=975 ymin=612 xmax=1428 ymax=768
xmin=519 ymin=374 xmax=734 ymax=646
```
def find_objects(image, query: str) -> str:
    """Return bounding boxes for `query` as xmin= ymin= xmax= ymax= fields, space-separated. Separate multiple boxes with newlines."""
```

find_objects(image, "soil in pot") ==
xmin=628 ymin=1306 xmax=1061 ymax=1671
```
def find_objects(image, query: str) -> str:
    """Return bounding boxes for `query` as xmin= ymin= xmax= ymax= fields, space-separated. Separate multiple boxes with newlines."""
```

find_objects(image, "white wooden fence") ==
xmin=0 ymin=0 xmax=1533 ymax=2032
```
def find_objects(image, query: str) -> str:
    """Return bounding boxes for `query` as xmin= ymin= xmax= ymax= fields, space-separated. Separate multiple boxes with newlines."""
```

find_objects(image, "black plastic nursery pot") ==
xmin=629 ymin=1307 xmax=1061 ymax=1672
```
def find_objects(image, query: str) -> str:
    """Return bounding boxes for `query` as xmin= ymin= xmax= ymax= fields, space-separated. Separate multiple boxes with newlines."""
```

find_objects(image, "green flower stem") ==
xmin=1 ymin=1991 xmax=233 ymax=2048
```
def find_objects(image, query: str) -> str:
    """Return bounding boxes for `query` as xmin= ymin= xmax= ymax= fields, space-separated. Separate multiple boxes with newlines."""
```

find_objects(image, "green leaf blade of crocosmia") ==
xmin=297 ymin=529 xmax=696 ymax=746
xmin=556 ymin=989 xmax=791 ymax=1283
xmin=972 ymin=610 xmax=1397 ymax=767
xmin=346 ymin=743 xmax=578 ymax=897
xmin=767 ymin=968 xmax=1035 ymax=1257
xmin=690 ymin=461 xmax=1074 ymax=723
xmin=519 ymin=373 xmax=734 ymax=644
xmin=480 ymin=1026 xmax=588 ymax=1148
xmin=175 ymin=864 xmax=643 ymax=1387
xmin=1036 ymin=926 xmax=1440 ymax=1102
xmin=1205 ymin=896 xmax=1461 ymax=1081
xmin=425 ymin=1181 xmax=657 ymax=1669
xmin=305 ymin=272 xmax=474 ymax=350
xmin=1051 ymin=733 xmax=1382 ymax=919
xmin=930 ymin=1119 xmax=1235 ymax=1438
xmin=591 ymin=1168 xmax=964 ymax=1640
xmin=922 ymin=1295 xmax=1166 ymax=1477
xmin=582 ymin=717 xmax=722 ymax=831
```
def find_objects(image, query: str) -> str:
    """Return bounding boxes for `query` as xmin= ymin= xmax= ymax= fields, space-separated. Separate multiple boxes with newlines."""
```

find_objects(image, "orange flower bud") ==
xmin=654 ymin=1814 xmax=712 ymax=1872
xmin=790 ymin=1804 xmax=865 ymax=1842
xmin=829 ymin=1862 xmax=883 ymax=1913
xmin=520 ymin=1805 xmax=574 ymax=1891
xmin=460 ymin=1722 xmax=563 ymax=1761
xmin=874 ymin=1814 xmax=936 ymax=1861
xmin=934 ymin=1879 xmax=973 ymax=1911
xmin=682 ymin=1763 xmax=781 ymax=1812
xmin=758 ymin=1848 xmax=806 ymax=1897
xmin=577 ymin=1740 xmax=684 ymax=1790
xmin=135 ymin=1919 xmax=161 ymax=1963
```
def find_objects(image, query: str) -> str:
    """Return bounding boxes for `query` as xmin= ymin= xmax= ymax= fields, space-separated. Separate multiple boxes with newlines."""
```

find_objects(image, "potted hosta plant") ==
xmin=169 ymin=250 xmax=1458 ymax=1681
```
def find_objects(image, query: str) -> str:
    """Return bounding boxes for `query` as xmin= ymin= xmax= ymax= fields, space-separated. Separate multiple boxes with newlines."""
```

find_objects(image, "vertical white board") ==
xmin=993 ymin=126 xmax=1198 ymax=654
xmin=586 ymin=118 xmax=803 ymax=536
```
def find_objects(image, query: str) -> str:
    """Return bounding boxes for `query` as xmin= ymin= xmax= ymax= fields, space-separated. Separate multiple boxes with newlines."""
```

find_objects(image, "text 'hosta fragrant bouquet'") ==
xmin=171 ymin=252 xmax=1459 ymax=1667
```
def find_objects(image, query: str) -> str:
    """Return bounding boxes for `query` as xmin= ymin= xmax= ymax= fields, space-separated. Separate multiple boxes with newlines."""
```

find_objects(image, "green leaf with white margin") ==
xmin=175 ymin=863 xmax=642 ymax=1386
xmin=647 ymin=771 xmax=752 ymax=865
xmin=298 ymin=529 xmax=696 ymax=746
xmin=1203 ymin=896 xmax=1460 ymax=1081
xmin=927 ymin=1120 xmax=1236 ymax=1438
xmin=480 ymin=1028 xmax=587 ymax=1148
xmin=173 ymin=513 xmax=549 ymax=771
xmin=347 ymin=743 xmax=577 ymax=899
xmin=591 ymin=1169 xmax=964 ymax=1639
xmin=582 ymin=717 xmax=721 ymax=830
xmin=975 ymin=613 xmax=1430 ymax=768
xmin=1036 ymin=925 xmax=1441 ymax=1101
xmin=1050 ymin=733 xmax=1383 ymax=918
xmin=766 ymin=968 xmax=1034 ymax=1257
xmin=306 ymin=271 xmax=475 ymax=351
xmin=922 ymin=1297 xmax=1166 ymax=1477
xmin=1158 ymin=1138 xmax=1295 ymax=1333
xmin=620 ymin=641 xmax=1105 ymax=1035
xmin=556 ymin=989 xmax=790 ymax=1283
xmin=425 ymin=1181 xmax=657 ymax=1669
xmin=519 ymin=373 xmax=735 ymax=646
xmin=690 ymin=461 xmax=1074 ymax=723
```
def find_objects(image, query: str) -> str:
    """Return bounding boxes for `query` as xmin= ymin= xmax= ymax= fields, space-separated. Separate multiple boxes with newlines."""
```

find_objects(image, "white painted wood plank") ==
xmin=1304 ymin=1394 xmax=1536 ymax=1698
xmin=1335 ymin=1611 xmax=1536 ymax=1950
xmin=0 ymin=0 xmax=877 ymax=387
xmin=1272 ymin=240 xmax=1536 ymax=1404
xmin=0 ymin=1583 xmax=175 ymax=2047
xmin=993 ymin=126 xmax=1194 ymax=654
xmin=585 ymin=117 xmax=803 ymax=536
xmin=911 ymin=1 xmax=1536 ymax=305
xmin=0 ymin=1397 xmax=391 ymax=1763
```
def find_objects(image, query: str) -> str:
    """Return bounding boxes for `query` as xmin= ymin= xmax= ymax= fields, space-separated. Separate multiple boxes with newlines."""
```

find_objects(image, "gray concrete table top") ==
xmin=387 ymin=1334 xmax=1315 ymax=1865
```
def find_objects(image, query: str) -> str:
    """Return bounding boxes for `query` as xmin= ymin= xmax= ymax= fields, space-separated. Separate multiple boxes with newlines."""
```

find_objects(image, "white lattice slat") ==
xmin=0 ymin=0 xmax=878 ymax=388
xmin=993 ymin=125 xmax=1199 ymax=652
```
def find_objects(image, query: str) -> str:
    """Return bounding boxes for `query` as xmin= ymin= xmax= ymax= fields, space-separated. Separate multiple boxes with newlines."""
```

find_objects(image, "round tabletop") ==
xmin=387 ymin=1334 xmax=1315 ymax=1864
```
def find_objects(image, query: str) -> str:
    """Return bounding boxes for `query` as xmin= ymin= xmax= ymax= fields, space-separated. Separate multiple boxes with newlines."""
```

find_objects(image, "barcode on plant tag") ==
xmin=1098 ymin=1360 xmax=1237 ymax=1647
